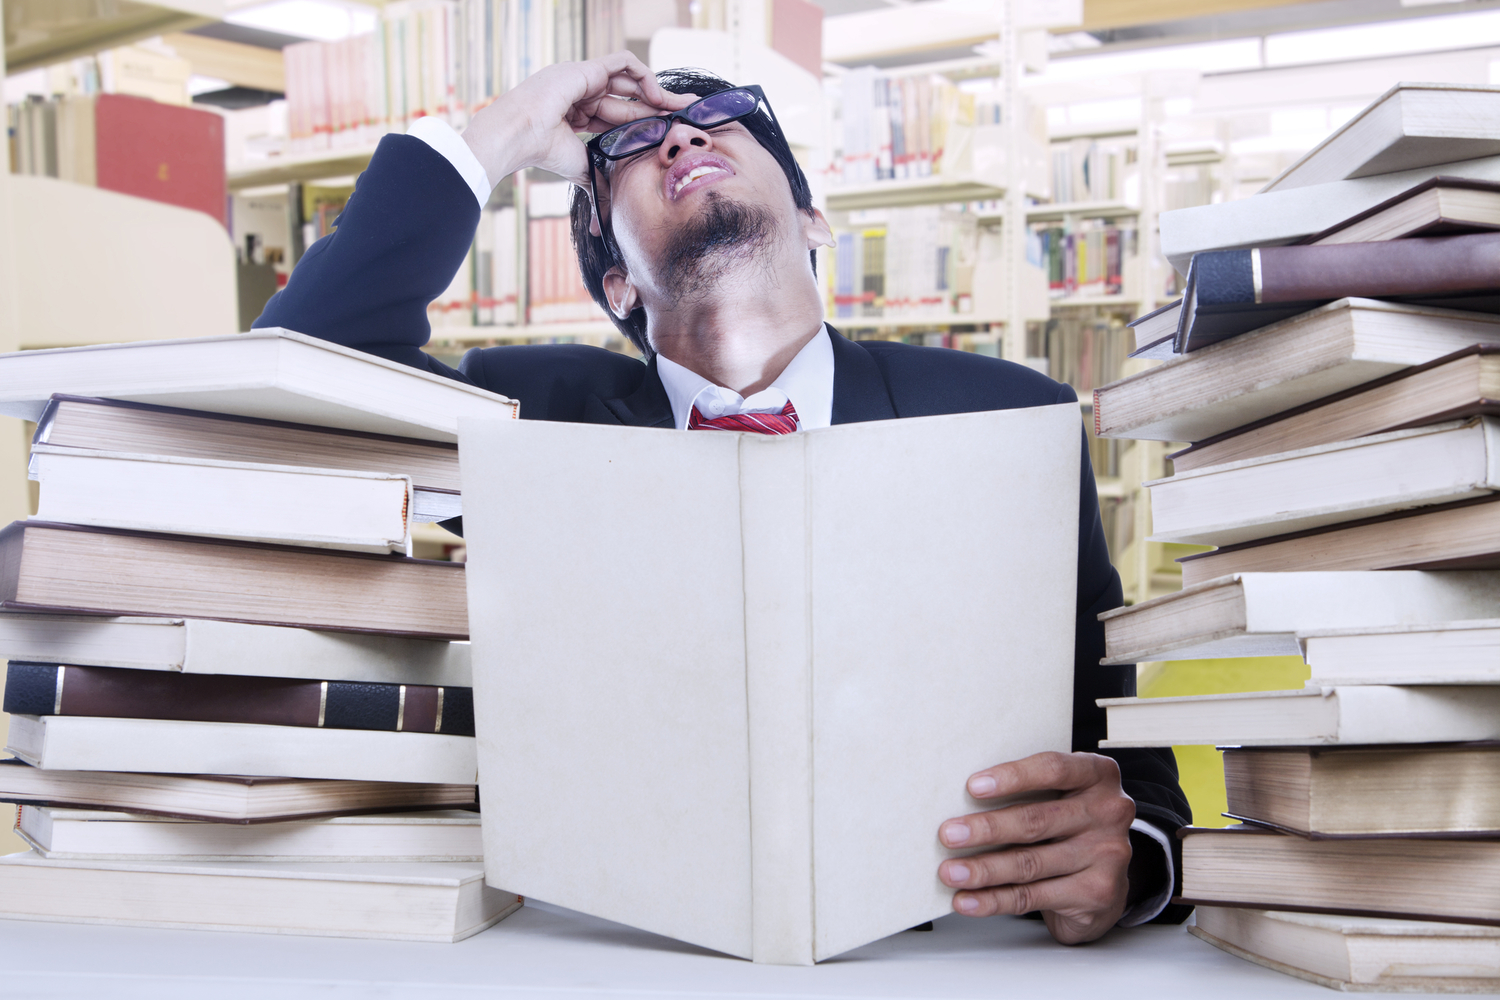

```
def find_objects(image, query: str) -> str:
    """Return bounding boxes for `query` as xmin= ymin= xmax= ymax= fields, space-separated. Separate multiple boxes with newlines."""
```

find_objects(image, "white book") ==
xmin=0 ymin=614 xmax=470 ymax=685
xmin=1264 ymin=84 xmax=1500 ymax=194
xmin=1098 ymin=686 xmax=1500 ymax=748
xmin=0 ymin=329 xmax=517 ymax=442
xmin=1093 ymin=298 xmax=1500 ymax=443
xmin=1098 ymin=571 xmax=1500 ymax=664
xmin=1147 ymin=419 xmax=1500 ymax=546
xmin=1301 ymin=619 xmax=1500 ymax=686
xmin=1160 ymin=154 xmax=1500 ymax=273
xmin=1192 ymin=906 xmax=1500 ymax=993
xmin=30 ymin=445 xmax=414 ymax=554
xmin=17 ymin=806 xmax=483 ymax=861
xmin=7 ymin=715 xmax=478 ymax=784
xmin=0 ymin=852 xmax=519 ymax=941
xmin=459 ymin=407 xmax=1080 ymax=965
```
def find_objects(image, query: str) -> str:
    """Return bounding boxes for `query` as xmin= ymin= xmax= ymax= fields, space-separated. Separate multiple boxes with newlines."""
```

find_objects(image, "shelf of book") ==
xmin=227 ymin=147 xmax=380 ymax=192
xmin=1027 ymin=202 xmax=1140 ymax=222
xmin=825 ymin=176 xmax=1008 ymax=213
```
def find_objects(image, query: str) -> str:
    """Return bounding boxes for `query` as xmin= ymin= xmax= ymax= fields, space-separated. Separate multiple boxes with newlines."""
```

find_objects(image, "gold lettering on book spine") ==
xmin=318 ymin=682 xmax=328 ymax=727
xmin=396 ymin=685 xmax=407 ymax=731
xmin=1251 ymin=247 xmax=1263 ymax=304
xmin=53 ymin=666 xmax=65 ymax=715
xmin=434 ymin=687 xmax=445 ymax=733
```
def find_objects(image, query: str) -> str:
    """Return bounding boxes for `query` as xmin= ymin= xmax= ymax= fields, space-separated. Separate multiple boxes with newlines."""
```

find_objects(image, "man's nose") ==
xmin=656 ymin=120 xmax=714 ymax=165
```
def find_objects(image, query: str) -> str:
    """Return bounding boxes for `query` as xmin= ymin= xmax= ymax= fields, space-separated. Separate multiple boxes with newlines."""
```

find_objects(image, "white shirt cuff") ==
xmin=1117 ymin=818 xmax=1175 ymax=928
xmin=407 ymin=116 xmax=493 ymax=207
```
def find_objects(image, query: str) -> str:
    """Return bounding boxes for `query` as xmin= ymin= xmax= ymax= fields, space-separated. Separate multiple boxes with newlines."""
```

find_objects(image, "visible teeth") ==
xmin=674 ymin=165 xmax=723 ymax=195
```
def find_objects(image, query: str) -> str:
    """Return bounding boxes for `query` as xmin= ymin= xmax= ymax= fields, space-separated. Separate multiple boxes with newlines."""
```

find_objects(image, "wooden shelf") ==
xmin=825 ymin=175 xmax=1006 ymax=212
xmin=428 ymin=322 xmax=621 ymax=346
xmin=1049 ymin=296 xmax=1140 ymax=309
xmin=228 ymin=147 xmax=380 ymax=191
xmin=1026 ymin=202 xmax=1140 ymax=222
xmin=4 ymin=0 xmax=221 ymax=75
xmin=830 ymin=314 xmax=1003 ymax=330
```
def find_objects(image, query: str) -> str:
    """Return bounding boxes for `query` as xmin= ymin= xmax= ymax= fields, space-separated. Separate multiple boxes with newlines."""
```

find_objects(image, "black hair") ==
xmin=569 ymin=68 xmax=816 ymax=357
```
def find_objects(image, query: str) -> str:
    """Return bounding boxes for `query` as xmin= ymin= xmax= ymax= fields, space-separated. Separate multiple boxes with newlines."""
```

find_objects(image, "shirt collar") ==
xmin=656 ymin=324 xmax=835 ymax=431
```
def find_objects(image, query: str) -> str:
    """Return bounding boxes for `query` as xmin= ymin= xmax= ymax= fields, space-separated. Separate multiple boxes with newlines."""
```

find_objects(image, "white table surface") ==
xmin=0 ymin=900 xmax=1472 ymax=999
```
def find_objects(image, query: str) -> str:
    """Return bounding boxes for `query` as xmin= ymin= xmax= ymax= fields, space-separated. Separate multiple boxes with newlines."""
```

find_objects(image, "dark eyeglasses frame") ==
xmin=585 ymin=85 xmax=779 ymax=251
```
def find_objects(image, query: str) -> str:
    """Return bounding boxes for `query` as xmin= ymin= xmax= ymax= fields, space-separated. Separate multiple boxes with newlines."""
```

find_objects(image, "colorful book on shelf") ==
xmin=0 ymin=758 xmax=475 ymax=823
xmin=1172 ymin=231 xmax=1500 ymax=354
xmin=1098 ymin=686 xmax=1500 ymax=749
xmin=1176 ymin=495 xmax=1500 ymax=586
xmin=0 ymin=329 xmax=518 ymax=442
xmin=1222 ymin=744 xmax=1500 ymax=838
xmin=0 ymin=613 xmax=470 ymax=685
xmin=1191 ymin=906 xmax=1500 ymax=993
xmin=1146 ymin=417 xmax=1500 ymax=546
xmin=1264 ymin=83 xmax=1500 ymax=194
xmin=0 ymin=521 xmax=468 ymax=639
xmin=1091 ymin=298 xmax=1500 ymax=443
xmin=1177 ymin=825 xmax=1500 ymax=927
xmin=29 ymin=445 xmax=415 ymax=553
xmin=3 ymin=662 xmax=476 ymax=737
xmin=8 ymin=714 xmax=477 ymax=784
xmin=34 ymin=394 xmax=461 ymax=493
xmin=1169 ymin=345 xmax=1500 ymax=473
xmin=0 ymin=853 xmax=518 ymax=942
xmin=1096 ymin=570 xmax=1500 ymax=664
xmin=460 ymin=406 xmax=1080 ymax=964
xmin=1300 ymin=620 xmax=1500 ymax=686
xmin=17 ymin=805 xmax=483 ymax=862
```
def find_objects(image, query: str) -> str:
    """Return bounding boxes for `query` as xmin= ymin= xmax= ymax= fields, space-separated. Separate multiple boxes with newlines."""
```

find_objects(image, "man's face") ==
xmin=596 ymin=116 xmax=807 ymax=305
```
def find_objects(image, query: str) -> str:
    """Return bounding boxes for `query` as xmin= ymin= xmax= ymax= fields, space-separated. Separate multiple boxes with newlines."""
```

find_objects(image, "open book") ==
xmin=460 ymin=406 xmax=1081 ymax=964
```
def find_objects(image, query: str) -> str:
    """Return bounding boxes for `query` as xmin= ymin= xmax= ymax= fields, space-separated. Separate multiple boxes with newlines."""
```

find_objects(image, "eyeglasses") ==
xmin=586 ymin=86 xmax=779 ymax=247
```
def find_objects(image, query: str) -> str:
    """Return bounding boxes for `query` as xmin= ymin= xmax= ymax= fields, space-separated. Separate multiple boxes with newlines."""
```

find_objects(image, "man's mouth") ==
xmin=665 ymin=155 xmax=734 ymax=201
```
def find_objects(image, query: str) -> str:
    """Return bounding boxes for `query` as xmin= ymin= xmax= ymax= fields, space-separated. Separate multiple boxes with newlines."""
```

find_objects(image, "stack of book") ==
xmin=1093 ymin=84 xmax=1500 ymax=991
xmin=0 ymin=330 xmax=524 ymax=941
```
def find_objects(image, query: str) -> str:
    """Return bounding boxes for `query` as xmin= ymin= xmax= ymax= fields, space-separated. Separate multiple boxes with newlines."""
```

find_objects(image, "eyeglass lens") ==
xmin=598 ymin=89 xmax=760 ymax=158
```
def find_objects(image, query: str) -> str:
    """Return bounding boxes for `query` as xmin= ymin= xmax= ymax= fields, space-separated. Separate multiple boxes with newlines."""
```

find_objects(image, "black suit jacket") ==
xmin=257 ymin=133 xmax=1192 ymax=921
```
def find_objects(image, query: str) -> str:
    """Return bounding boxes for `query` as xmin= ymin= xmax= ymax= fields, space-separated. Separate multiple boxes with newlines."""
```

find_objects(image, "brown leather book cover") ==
xmin=0 ymin=521 xmax=467 ymax=639
xmin=2 ymin=662 xmax=474 ymax=735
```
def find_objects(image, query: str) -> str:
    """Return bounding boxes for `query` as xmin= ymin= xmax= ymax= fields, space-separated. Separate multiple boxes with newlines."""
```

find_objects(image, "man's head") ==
xmin=570 ymin=69 xmax=823 ymax=356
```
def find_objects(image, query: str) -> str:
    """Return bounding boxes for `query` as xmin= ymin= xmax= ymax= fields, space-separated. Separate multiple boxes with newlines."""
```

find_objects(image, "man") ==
xmin=256 ymin=52 xmax=1190 ymax=944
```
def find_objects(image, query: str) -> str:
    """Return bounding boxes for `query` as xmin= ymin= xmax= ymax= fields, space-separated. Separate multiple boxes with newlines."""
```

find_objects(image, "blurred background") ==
xmin=4 ymin=0 xmax=1494 ymax=847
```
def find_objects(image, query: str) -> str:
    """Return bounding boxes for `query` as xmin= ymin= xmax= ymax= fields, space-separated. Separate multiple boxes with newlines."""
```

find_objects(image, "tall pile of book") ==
xmin=1092 ymin=83 xmax=1500 ymax=991
xmin=0 ymin=330 xmax=523 ymax=941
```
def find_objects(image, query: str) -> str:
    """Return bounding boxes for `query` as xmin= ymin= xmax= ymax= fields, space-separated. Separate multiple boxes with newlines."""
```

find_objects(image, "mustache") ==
xmin=658 ymin=193 xmax=777 ymax=300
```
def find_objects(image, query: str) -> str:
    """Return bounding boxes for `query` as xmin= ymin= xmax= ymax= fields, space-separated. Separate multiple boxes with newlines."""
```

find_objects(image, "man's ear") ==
xmin=804 ymin=208 xmax=836 ymax=250
xmin=601 ymin=266 xmax=638 ymax=320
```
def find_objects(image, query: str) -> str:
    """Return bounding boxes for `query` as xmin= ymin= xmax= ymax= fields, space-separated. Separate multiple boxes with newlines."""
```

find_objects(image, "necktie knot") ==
xmin=689 ymin=400 xmax=800 ymax=434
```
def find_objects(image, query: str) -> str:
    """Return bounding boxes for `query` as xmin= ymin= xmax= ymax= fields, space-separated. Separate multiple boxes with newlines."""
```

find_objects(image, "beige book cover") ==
xmin=459 ymin=406 xmax=1080 ymax=965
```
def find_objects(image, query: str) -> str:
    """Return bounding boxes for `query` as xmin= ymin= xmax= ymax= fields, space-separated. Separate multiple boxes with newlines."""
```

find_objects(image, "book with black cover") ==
xmin=2 ymin=662 xmax=475 ymax=736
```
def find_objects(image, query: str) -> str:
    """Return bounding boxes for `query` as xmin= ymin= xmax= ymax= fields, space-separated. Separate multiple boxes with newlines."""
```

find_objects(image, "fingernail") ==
xmin=945 ymin=862 xmax=971 ymax=884
xmin=969 ymin=775 xmax=997 ymax=796
xmin=955 ymin=896 xmax=980 ymax=914
xmin=942 ymin=822 xmax=971 ymax=846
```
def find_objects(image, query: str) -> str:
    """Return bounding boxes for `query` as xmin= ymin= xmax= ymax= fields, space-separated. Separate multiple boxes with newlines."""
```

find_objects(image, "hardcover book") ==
xmin=460 ymin=406 xmax=1080 ymax=964
xmin=1300 ymin=619 xmax=1500 ymax=686
xmin=0 ymin=329 xmax=517 ymax=442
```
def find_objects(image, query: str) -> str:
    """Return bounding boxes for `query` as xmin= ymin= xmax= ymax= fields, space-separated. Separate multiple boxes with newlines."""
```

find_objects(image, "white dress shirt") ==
xmin=656 ymin=324 xmax=835 ymax=430
xmin=410 ymin=115 xmax=1175 ymax=927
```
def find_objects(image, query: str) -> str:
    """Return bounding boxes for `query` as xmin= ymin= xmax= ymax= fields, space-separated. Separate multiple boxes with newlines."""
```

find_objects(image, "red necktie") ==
xmin=688 ymin=400 xmax=800 ymax=434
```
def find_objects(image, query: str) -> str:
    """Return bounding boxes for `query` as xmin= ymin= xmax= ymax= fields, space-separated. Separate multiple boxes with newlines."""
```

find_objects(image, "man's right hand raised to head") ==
xmin=458 ymin=53 xmax=697 ymax=189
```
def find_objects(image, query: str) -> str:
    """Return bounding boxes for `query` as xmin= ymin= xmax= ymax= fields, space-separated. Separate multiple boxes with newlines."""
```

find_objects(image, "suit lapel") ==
xmin=587 ymin=356 xmax=675 ymax=428
xmin=828 ymin=326 xmax=898 ymax=424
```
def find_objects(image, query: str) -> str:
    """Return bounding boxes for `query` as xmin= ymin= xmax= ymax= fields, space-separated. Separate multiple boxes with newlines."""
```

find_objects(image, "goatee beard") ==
xmin=658 ymin=193 xmax=776 ymax=300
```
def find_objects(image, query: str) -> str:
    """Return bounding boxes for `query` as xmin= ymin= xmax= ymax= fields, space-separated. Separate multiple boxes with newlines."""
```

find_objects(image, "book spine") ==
xmin=2 ymin=662 xmax=475 ymax=736
xmin=738 ymin=434 xmax=816 ymax=966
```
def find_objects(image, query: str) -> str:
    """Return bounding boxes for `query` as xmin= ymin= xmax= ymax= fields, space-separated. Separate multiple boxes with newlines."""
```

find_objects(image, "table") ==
xmin=0 ymin=900 xmax=1465 ymax=998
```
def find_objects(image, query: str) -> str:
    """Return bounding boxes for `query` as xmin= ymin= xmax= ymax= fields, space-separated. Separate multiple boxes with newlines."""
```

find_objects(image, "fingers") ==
xmin=965 ymin=751 xmax=1120 ymax=801
xmin=953 ymin=865 xmax=1129 ymax=945
xmin=592 ymin=51 xmax=696 ymax=111
xmin=939 ymin=838 xmax=1088 ymax=891
xmin=940 ymin=790 xmax=1134 ymax=850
